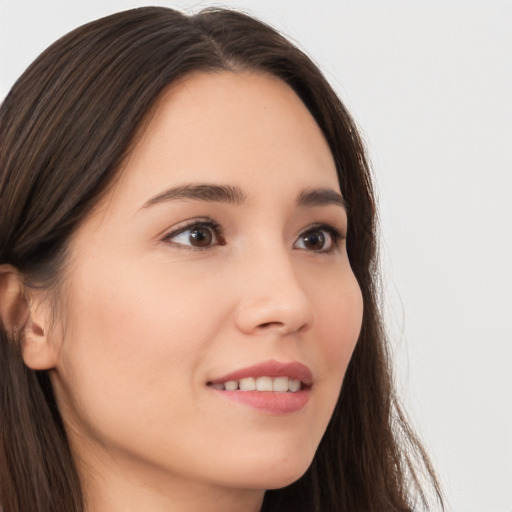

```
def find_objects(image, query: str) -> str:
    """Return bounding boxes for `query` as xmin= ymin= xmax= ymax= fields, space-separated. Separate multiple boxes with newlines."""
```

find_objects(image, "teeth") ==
xmin=256 ymin=376 xmax=273 ymax=391
xmin=224 ymin=380 xmax=238 ymax=391
xmin=272 ymin=376 xmax=289 ymax=392
xmin=288 ymin=379 xmax=300 ymax=392
xmin=239 ymin=377 xmax=256 ymax=391
xmin=210 ymin=376 xmax=303 ymax=393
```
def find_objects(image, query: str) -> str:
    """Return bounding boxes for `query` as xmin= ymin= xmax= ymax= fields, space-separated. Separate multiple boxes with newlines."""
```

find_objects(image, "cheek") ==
xmin=66 ymin=255 xmax=218 ymax=352
xmin=307 ymin=268 xmax=363 ymax=423
xmin=54 ymin=260 xmax=223 ymax=429
xmin=318 ymin=271 xmax=363 ymax=364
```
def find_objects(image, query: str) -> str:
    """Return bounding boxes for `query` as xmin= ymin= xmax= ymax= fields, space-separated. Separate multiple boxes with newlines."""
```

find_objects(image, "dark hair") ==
xmin=0 ymin=7 xmax=443 ymax=511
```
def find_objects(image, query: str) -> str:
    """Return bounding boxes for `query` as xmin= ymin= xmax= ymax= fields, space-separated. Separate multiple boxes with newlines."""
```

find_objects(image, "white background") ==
xmin=1 ymin=1 xmax=510 ymax=511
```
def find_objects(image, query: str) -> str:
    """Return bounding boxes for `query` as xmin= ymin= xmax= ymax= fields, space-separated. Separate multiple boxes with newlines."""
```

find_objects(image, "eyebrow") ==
xmin=296 ymin=188 xmax=348 ymax=211
xmin=142 ymin=184 xmax=247 ymax=209
xmin=141 ymin=183 xmax=347 ymax=211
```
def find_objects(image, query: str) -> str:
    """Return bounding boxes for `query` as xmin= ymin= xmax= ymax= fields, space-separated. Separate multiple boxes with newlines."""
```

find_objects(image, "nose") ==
xmin=234 ymin=246 xmax=315 ymax=336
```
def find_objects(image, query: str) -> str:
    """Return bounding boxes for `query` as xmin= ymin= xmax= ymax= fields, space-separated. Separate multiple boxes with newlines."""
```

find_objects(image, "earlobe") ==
xmin=0 ymin=264 xmax=58 ymax=370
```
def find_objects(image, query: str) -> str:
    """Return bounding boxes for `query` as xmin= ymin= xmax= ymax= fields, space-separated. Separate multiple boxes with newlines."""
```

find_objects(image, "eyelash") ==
xmin=296 ymin=223 xmax=345 ymax=254
xmin=161 ymin=219 xmax=345 ymax=254
xmin=162 ymin=218 xmax=225 ymax=251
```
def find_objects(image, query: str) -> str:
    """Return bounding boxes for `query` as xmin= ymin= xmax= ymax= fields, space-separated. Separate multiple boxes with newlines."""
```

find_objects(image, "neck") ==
xmin=78 ymin=449 xmax=264 ymax=512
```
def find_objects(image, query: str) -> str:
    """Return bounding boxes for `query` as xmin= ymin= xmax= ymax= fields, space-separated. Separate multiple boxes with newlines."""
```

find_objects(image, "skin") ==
xmin=23 ymin=72 xmax=363 ymax=511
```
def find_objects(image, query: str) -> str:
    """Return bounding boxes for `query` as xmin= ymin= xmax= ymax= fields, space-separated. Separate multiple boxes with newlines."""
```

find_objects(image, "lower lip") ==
xmin=210 ymin=388 xmax=311 ymax=414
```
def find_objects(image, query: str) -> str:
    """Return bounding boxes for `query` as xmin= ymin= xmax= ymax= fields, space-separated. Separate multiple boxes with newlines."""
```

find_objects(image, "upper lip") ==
xmin=208 ymin=359 xmax=313 ymax=387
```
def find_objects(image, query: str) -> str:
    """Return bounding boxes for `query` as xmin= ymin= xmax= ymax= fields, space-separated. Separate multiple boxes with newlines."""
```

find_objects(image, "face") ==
xmin=49 ymin=72 xmax=363 ymax=502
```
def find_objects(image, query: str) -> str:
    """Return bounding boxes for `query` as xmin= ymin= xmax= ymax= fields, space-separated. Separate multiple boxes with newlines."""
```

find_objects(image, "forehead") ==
xmin=108 ymin=71 xmax=340 ymax=212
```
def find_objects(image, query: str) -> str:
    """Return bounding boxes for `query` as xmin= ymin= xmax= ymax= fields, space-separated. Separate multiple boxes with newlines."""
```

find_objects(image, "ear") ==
xmin=0 ymin=264 xmax=59 ymax=370
xmin=0 ymin=264 xmax=28 ymax=331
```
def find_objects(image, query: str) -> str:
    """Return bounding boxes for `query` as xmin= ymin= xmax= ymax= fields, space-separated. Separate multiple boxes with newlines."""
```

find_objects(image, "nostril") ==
xmin=256 ymin=320 xmax=308 ymax=335
xmin=258 ymin=322 xmax=280 ymax=329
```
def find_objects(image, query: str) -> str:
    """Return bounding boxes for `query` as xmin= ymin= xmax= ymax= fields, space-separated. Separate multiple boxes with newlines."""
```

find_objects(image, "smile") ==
xmin=207 ymin=360 xmax=313 ymax=414
xmin=208 ymin=376 xmax=302 ymax=392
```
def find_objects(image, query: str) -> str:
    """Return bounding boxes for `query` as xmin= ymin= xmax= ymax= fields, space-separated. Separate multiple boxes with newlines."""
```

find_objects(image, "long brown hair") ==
xmin=0 ymin=7 xmax=443 ymax=511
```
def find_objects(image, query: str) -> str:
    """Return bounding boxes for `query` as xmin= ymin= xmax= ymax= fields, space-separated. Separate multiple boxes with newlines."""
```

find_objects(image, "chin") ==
xmin=262 ymin=468 xmax=309 ymax=491
xmin=220 ymin=451 xmax=314 ymax=491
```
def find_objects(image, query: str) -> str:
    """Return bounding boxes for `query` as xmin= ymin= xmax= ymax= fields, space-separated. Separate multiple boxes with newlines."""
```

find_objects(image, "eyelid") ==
xmin=295 ymin=223 xmax=346 ymax=253
xmin=161 ymin=217 xmax=224 ymax=250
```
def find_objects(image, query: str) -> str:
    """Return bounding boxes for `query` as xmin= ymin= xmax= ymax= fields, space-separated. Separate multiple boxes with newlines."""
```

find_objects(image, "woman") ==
xmin=0 ymin=7 xmax=443 ymax=512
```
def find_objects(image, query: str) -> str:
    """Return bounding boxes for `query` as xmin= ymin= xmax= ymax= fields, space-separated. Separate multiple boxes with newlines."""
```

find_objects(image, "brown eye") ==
xmin=302 ymin=231 xmax=326 ymax=251
xmin=294 ymin=225 xmax=341 ymax=253
xmin=188 ymin=227 xmax=213 ymax=247
xmin=164 ymin=221 xmax=223 ymax=249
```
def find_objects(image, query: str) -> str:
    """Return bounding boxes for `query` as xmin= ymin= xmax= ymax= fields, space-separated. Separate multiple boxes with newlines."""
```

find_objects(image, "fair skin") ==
xmin=7 ymin=72 xmax=363 ymax=511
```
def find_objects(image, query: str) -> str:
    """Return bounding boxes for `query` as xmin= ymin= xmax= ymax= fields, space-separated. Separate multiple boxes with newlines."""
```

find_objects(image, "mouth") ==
xmin=207 ymin=376 xmax=307 ymax=393
xmin=206 ymin=360 xmax=313 ymax=414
